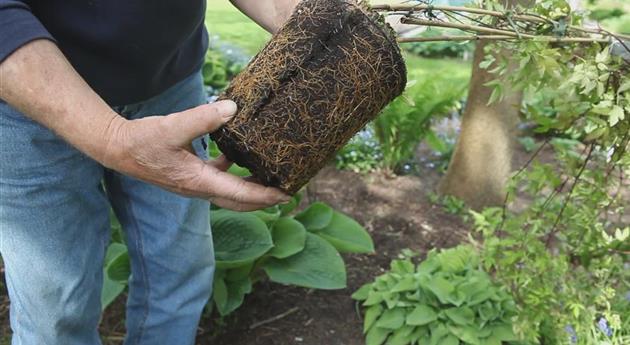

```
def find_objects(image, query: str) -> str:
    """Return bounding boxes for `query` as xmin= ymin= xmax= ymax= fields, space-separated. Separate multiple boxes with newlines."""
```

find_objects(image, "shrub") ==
xmin=335 ymin=127 xmax=382 ymax=173
xmin=352 ymin=246 xmax=518 ymax=345
xmin=372 ymin=77 xmax=465 ymax=172
xmin=202 ymin=40 xmax=248 ymax=92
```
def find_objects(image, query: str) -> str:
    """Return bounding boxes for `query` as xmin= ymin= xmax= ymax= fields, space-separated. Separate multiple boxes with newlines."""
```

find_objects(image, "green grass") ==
xmin=205 ymin=0 xmax=270 ymax=55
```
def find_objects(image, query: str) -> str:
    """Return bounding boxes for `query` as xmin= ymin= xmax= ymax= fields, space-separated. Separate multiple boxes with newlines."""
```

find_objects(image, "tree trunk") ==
xmin=438 ymin=40 xmax=522 ymax=210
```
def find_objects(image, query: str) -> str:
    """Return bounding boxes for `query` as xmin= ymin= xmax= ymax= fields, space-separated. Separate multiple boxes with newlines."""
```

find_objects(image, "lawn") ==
xmin=204 ymin=0 xmax=471 ymax=84
xmin=205 ymin=0 xmax=271 ymax=55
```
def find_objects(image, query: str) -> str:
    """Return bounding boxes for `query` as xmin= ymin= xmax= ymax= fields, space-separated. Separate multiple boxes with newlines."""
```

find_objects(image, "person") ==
xmin=0 ymin=0 xmax=299 ymax=343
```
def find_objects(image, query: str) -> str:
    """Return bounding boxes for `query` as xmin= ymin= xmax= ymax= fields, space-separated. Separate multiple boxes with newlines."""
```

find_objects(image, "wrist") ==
xmin=99 ymin=111 xmax=130 ymax=170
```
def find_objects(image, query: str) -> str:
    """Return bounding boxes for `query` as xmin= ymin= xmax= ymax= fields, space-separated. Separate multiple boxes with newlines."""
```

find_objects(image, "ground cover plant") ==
xmin=353 ymin=246 xmax=519 ymax=345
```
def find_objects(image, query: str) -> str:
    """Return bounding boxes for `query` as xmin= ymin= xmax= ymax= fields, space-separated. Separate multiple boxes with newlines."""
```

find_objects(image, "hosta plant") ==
xmin=352 ymin=245 xmax=518 ymax=345
xmin=211 ymin=194 xmax=375 ymax=316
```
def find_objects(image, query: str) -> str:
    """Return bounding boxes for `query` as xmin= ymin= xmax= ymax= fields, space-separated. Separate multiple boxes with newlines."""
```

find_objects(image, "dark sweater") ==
xmin=0 ymin=0 xmax=208 ymax=106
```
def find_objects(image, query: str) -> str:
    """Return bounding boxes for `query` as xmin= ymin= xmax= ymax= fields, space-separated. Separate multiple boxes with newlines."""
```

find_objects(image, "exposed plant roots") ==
xmin=211 ymin=0 xmax=406 ymax=193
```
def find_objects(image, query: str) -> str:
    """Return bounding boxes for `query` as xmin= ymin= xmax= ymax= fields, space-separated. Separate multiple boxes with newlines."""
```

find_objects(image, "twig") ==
xmin=374 ymin=3 xmax=630 ymax=40
xmin=499 ymin=138 xmax=550 ymax=230
xmin=399 ymin=17 xmax=612 ymax=43
xmin=398 ymin=35 xmax=513 ymax=42
xmin=544 ymin=143 xmax=594 ymax=248
xmin=249 ymin=307 xmax=299 ymax=330
xmin=401 ymin=17 xmax=529 ymax=37
xmin=397 ymin=35 xmax=611 ymax=43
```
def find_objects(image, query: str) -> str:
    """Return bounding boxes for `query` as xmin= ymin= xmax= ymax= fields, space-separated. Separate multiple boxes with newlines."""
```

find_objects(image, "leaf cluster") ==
xmin=352 ymin=246 xmax=518 ymax=345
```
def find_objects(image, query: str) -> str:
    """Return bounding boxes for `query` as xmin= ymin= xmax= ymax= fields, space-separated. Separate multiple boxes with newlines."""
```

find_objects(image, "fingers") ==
xmin=210 ymin=197 xmax=270 ymax=211
xmin=207 ymin=155 xmax=233 ymax=172
xmin=199 ymin=165 xmax=290 ymax=205
xmin=165 ymin=100 xmax=237 ymax=146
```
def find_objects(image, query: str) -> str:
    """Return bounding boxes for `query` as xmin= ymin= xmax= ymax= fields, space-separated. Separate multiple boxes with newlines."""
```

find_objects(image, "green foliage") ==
xmin=373 ymin=78 xmax=466 ymax=172
xmin=469 ymin=143 xmax=630 ymax=343
xmin=211 ymin=195 xmax=374 ymax=316
xmin=202 ymin=44 xmax=246 ymax=91
xmin=427 ymin=193 xmax=468 ymax=216
xmin=353 ymin=246 xmax=519 ymax=345
xmin=404 ymin=30 xmax=474 ymax=59
xmin=336 ymin=127 xmax=382 ymax=173
xmin=473 ymin=1 xmax=630 ymax=342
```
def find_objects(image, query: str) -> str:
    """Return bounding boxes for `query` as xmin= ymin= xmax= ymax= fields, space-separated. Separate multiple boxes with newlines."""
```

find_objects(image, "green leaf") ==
xmin=262 ymin=233 xmax=346 ymax=289
xmin=386 ymin=325 xmax=416 ymax=345
xmin=352 ymin=283 xmax=373 ymax=301
xmin=363 ymin=290 xmax=384 ymax=306
xmin=213 ymin=276 xmax=228 ymax=314
xmin=375 ymin=309 xmax=406 ymax=329
xmin=101 ymin=276 xmax=125 ymax=310
xmin=269 ymin=217 xmax=307 ymax=259
xmin=422 ymin=275 xmax=455 ymax=304
xmin=478 ymin=301 xmax=499 ymax=321
xmin=225 ymin=262 xmax=254 ymax=282
xmin=279 ymin=193 xmax=302 ymax=215
xmin=444 ymin=307 xmax=475 ymax=326
xmin=101 ymin=243 xmax=128 ymax=309
xmin=364 ymin=304 xmax=383 ymax=334
xmin=441 ymin=334 xmax=460 ymax=345
xmin=608 ymin=105 xmax=625 ymax=126
xmin=406 ymin=305 xmax=438 ymax=326
xmin=294 ymin=202 xmax=334 ymax=231
xmin=489 ymin=323 xmax=518 ymax=341
xmin=315 ymin=211 xmax=374 ymax=253
xmin=250 ymin=209 xmax=281 ymax=226
xmin=217 ymin=277 xmax=253 ymax=316
xmin=211 ymin=210 xmax=273 ymax=269
xmin=366 ymin=325 xmax=390 ymax=345
xmin=104 ymin=242 xmax=127 ymax=264
xmin=428 ymin=323 xmax=449 ymax=345
xmin=448 ymin=324 xmax=481 ymax=345
xmin=391 ymin=275 xmax=418 ymax=292
xmin=105 ymin=250 xmax=130 ymax=283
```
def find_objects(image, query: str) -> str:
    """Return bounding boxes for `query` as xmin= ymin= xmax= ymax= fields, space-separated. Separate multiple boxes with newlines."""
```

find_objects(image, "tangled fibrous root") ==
xmin=210 ymin=0 xmax=407 ymax=194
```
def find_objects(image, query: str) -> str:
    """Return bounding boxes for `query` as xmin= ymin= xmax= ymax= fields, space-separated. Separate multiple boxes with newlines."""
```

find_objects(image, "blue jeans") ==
xmin=0 ymin=71 xmax=214 ymax=344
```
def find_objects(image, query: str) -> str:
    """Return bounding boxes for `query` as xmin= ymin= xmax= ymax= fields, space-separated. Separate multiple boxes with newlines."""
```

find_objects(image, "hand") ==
xmin=102 ymin=100 xmax=290 ymax=211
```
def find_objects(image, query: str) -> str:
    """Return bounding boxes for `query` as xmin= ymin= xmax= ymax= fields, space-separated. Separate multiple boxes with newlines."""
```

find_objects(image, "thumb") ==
xmin=165 ymin=100 xmax=237 ymax=145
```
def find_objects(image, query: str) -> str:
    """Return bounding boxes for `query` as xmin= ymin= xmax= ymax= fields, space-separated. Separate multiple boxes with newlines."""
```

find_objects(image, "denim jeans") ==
xmin=0 ymin=71 xmax=214 ymax=345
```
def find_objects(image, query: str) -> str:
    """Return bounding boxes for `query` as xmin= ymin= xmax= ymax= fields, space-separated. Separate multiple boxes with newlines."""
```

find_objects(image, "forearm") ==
xmin=229 ymin=0 xmax=300 ymax=34
xmin=0 ymin=39 xmax=121 ymax=165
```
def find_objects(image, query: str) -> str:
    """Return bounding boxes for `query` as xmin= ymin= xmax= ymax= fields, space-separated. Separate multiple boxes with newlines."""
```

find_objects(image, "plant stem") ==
xmin=397 ymin=35 xmax=611 ymax=43
xmin=372 ymin=3 xmax=630 ymax=41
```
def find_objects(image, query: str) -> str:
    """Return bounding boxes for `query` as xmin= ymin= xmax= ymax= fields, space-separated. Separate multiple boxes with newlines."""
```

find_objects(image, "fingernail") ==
xmin=217 ymin=100 xmax=237 ymax=120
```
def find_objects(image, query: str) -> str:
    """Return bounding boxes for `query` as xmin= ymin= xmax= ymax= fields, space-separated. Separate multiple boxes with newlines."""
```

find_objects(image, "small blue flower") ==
xmin=597 ymin=317 xmax=613 ymax=337
xmin=565 ymin=325 xmax=578 ymax=344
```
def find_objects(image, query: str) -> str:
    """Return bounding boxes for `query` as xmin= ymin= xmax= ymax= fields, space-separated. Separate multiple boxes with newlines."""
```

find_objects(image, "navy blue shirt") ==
xmin=0 ymin=0 xmax=208 ymax=106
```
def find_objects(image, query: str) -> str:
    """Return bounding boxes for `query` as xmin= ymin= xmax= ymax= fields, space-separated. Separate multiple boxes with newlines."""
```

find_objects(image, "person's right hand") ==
xmin=101 ymin=100 xmax=290 ymax=211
